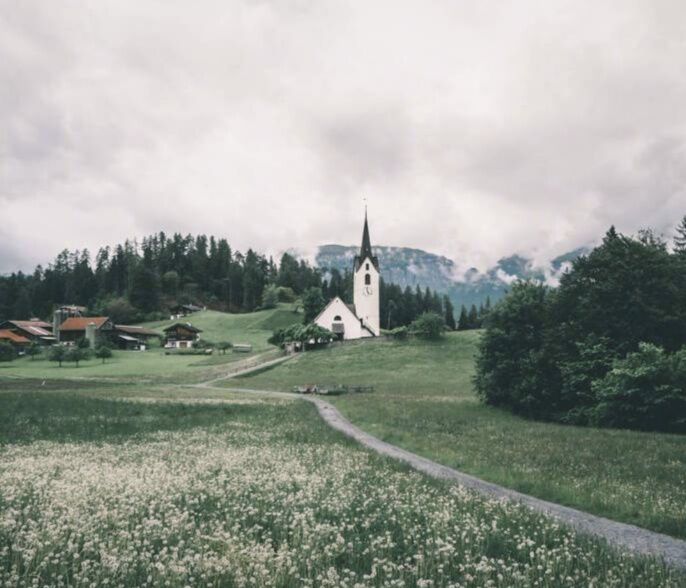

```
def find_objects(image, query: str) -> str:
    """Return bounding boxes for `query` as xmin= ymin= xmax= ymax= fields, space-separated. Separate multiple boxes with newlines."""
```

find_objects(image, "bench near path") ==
xmin=192 ymin=375 xmax=686 ymax=572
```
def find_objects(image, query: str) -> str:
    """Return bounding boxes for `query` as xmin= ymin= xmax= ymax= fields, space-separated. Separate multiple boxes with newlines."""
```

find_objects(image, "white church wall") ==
xmin=353 ymin=258 xmax=380 ymax=336
xmin=314 ymin=297 xmax=372 ymax=341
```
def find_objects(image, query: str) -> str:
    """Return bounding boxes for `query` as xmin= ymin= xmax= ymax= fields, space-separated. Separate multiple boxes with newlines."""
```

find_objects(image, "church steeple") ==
xmin=360 ymin=209 xmax=373 ymax=260
xmin=354 ymin=209 xmax=379 ymax=271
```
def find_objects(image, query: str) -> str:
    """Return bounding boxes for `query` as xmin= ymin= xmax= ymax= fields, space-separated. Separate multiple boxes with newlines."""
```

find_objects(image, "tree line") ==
xmin=0 ymin=232 xmax=458 ymax=329
xmin=475 ymin=217 xmax=686 ymax=433
xmin=0 ymin=233 xmax=321 ymax=323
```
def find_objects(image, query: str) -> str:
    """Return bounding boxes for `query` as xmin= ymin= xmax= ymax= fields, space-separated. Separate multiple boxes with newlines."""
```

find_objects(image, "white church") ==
xmin=313 ymin=213 xmax=381 ymax=340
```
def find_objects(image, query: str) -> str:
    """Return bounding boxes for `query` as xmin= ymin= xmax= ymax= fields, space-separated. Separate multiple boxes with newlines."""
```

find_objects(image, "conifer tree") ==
xmin=457 ymin=305 xmax=469 ymax=330
xmin=468 ymin=304 xmax=479 ymax=329
xmin=443 ymin=296 xmax=456 ymax=330
xmin=674 ymin=215 xmax=686 ymax=254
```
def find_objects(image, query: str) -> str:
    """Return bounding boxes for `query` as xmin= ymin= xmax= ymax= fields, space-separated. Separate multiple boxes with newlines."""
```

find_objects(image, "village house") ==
xmin=0 ymin=329 xmax=31 ymax=351
xmin=314 ymin=212 xmax=380 ymax=340
xmin=0 ymin=319 xmax=56 ymax=345
xmin=58 ymin=316 xmax=115 ymax=346
xmin=163 ymin=322 xmax=202 ymax=348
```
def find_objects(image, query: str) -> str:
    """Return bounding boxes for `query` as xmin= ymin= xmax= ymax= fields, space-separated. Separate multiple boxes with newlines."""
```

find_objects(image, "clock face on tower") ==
xmin=363 ymin=286 xmax=373 ymax=296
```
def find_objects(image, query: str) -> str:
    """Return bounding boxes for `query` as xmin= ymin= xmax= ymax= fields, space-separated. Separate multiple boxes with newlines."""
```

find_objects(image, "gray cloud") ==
xmin=2 ymin=0 xmax=686 ymax=275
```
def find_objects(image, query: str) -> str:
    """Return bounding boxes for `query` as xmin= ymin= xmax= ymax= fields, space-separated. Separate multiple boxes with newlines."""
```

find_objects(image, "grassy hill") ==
xmin=141 ymin=305 xmax=301 ymax=349
xmin=0 ymin=305 xmax=301 ymax=383
xmin=232 ymin=332 xmax=686 ymax=539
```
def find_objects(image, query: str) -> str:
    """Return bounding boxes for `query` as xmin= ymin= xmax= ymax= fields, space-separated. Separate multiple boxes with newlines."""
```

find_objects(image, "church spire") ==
xmin=354 ymin=208 xmax=379 ymax=271
xmin=359 ymin=208 xmax=373 ymax=260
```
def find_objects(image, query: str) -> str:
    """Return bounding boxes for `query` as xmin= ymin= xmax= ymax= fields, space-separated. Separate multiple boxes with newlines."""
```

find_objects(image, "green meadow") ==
xmin=0 ymin=306 xmax=300 ymax=383
xmin=233 ymin=332 xmax=686 ymax=539
xmin=1 ymin=381 xmax=682 ymax=587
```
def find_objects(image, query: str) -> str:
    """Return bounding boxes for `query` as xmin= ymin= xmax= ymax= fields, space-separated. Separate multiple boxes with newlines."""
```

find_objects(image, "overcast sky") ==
xmin=2 ymin=0 xmax=686 ymax=275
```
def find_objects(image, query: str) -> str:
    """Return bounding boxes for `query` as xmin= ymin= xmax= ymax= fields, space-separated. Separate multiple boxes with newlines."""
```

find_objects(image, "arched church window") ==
xmin=365 ymin=273 xmax=371 ymax=285
xmin=333 ymin=315 xmax=342 ymax=321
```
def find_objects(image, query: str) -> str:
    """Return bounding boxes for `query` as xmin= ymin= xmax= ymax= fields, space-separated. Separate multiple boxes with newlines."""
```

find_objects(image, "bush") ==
xmin=269 ymin=324 xmax=333 ymax=350
xmin=261 ymin=285 xmax=279 ymax=309
xmin=0 ymin=341 xmax=16 ymax=362
xmin=590 ymin=343 xmax=686 ymax=433
xmin=66 ymin=347 xmax=89 ymax=367
xmin=217 ymin=341 xmax=232 ymax=354
xmin=410 ymin=312 xmax=445 ymax=340
xmin=95 ymin=345 xmax=113 ymax=364
xmin=389 ymin=326 xmax=408 ymax=340
xmin=26 ymin=342 xmax=42 ymax=361
xmin=49 ymin=345 xmax=67 ymax=367
xmin=277 ymin=287 xmax=296 ymax=303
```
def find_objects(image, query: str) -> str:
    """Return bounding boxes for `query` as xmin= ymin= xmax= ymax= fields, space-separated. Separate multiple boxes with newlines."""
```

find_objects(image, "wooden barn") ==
xmin=59 ymin=316 xmax=115 ymax=345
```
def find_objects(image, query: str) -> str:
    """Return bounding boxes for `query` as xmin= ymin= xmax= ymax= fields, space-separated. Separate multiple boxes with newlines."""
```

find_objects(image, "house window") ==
xmin=333 ymin=315 xmax=342 ymax=321
xmin=365 ymin=273 xmax=371 ymax=285
xmin=366 ymin=263 xmax=369 ymax=270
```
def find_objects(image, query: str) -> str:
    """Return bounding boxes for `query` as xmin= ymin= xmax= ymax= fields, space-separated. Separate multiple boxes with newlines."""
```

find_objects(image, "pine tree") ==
xmin=443 ymin=296 xmax=456 ymax=330
xmin=674 ymin=215 xmax=686 ymax=254
xmin=468 ymin=304 xmax=479 ymax=329
xmin=457 ymin=305 xmax=469 ymax=330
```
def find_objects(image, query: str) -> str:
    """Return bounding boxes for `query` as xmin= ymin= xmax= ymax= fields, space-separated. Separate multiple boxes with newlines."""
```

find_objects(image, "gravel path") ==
xmin=194 ymin=379 xmax=686 ymax=571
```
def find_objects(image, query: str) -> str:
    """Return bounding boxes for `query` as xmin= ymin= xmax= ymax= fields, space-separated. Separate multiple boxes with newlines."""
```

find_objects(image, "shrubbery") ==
xmin=590 ymin=344 xmax=686 ymax=432
xmin=475 ymin=225 xmax=686 ymax=433
xmin=410 ymin=312 xmax=446 ymax=340
xmin=0 ymin=341 xmax=16 ymax=362
xmin=269 ymin=324 xmax=334 ymax=349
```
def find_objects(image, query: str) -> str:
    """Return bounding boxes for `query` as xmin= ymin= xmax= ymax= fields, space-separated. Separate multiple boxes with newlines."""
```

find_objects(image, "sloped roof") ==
xmin=313 ymin=296 xmax=359 ymax=325
xmin=60 ymin=317 xmax=110 ymax=331
xmin=354 ymin=211 xmax=379 ymax=271
xmin=6 ymin=320 xmax=53 ymax=337
xmin=162 ymin=322 xmax=202 ymax=333
xmin=0 ymin=329 xmax=30 ymax=344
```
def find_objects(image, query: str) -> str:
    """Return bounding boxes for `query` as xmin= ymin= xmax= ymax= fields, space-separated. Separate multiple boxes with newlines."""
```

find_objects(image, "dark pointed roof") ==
xmin=354 ymin=210 xmax=379 ymax=271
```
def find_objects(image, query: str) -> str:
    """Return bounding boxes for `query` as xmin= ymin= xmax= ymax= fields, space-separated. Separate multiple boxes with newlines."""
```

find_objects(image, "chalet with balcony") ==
xmin=163 ymin=322 xmax=202 ymax=349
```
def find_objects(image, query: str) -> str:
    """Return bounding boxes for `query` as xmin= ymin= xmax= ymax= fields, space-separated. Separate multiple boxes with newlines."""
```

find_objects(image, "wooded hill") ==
xmin=0 ymin=232 xmax=454 ymax=330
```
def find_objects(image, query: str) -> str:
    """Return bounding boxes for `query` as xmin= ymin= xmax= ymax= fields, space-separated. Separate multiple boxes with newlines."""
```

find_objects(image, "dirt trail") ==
xmin=191 ymin=372 xmax=686 ymax=572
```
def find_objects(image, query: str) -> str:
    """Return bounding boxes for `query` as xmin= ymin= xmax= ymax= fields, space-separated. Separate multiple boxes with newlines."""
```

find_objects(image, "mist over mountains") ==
xmin=316 ymin=245 xmax=590 ymax=308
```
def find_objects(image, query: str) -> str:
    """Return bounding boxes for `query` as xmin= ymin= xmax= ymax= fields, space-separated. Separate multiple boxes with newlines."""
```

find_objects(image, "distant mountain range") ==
xmin=315 ymin=244 xmax=590 ymax=308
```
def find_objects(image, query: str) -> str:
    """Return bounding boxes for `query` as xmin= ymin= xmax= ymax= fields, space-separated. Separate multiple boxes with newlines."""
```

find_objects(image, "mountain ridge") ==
xmin=315 ymin=244 xmax=590 ymax=308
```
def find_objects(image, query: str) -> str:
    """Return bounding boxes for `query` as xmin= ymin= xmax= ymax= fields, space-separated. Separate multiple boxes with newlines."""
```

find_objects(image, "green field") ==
xmin=0 ymin=306 xmax=300 ymax=383
xmin=232 ymin=333 xmax=686 ymax=539
xmin=1 ymin=381 xmax=682 ymax=587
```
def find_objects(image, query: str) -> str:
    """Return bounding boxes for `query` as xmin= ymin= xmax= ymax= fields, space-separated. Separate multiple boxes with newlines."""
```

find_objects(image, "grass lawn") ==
xmin=0 ymin=381 xmax=681 ymax=586
xmin=0 ymin=306 xmax=301 ymax=384
xmin=233 ymin=332 xmax=686 ymax=539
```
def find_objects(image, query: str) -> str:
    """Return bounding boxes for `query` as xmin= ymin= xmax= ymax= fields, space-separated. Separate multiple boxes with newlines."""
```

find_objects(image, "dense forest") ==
xmin=0 ymin=232 xmax=455 ymax=329
xmin=475 ymin=217 xmax=686 ymax=433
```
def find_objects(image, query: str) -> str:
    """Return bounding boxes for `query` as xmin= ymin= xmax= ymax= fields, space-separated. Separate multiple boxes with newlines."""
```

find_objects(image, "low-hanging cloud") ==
xmin=1 ymin=0 xmax=686 ymax=275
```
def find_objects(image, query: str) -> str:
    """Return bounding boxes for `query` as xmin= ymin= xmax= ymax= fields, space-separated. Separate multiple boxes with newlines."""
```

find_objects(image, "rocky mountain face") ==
xmin=315 ymin=244 xmax=589 ymax=308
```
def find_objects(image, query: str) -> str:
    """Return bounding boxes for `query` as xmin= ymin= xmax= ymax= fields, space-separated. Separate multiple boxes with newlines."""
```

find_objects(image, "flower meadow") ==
xmin=0 ymin=389 xmax=683 ymax=587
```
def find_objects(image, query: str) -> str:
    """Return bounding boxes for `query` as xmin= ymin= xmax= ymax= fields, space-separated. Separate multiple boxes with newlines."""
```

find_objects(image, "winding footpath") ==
xmin=194 ymin=357 xmax=686 ymax=572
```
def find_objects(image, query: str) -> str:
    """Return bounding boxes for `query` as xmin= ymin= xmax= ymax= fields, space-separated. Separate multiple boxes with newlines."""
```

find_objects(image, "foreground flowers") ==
xmin=0 ymin=393 xmax=682 ymax=587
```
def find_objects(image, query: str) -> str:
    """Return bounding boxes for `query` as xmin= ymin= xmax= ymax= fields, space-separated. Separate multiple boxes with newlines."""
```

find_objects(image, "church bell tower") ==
xmin=353 ymin=211 xmax=380 ymax=336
